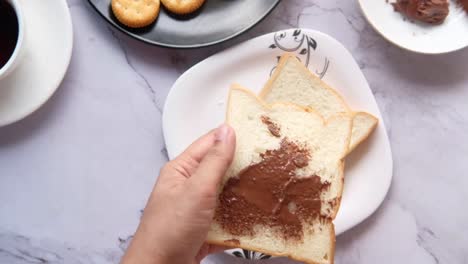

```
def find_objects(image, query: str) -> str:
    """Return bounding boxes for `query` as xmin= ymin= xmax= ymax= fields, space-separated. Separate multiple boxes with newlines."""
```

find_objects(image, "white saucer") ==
xmin=163 ymin=28 xmax=393 ymax=258
xmin=359 ymin=0 xmax=468 ymax=54
xmin=0 ymin=0 xmax=73 ymax=127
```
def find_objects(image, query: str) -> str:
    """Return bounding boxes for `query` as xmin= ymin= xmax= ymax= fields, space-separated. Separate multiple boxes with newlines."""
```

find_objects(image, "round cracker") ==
xmin=160 ymin=0 xmax=205 ymax=15
xmin=112 ymin=0 xmax=160 ymax=28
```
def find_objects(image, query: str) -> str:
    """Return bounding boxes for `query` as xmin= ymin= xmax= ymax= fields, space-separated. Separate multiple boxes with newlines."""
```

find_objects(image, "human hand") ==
xmin=121 ymin=124 xmax=236 ymax=264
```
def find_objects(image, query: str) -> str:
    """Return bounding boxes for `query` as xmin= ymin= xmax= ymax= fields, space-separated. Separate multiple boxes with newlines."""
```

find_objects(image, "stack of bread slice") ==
xmin=207 ymin=53 xmax=378 ymax=264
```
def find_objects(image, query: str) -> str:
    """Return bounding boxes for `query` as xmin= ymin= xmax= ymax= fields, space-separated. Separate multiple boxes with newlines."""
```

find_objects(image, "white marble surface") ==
xmin=1 ymin=0 xmax=467 ymax=263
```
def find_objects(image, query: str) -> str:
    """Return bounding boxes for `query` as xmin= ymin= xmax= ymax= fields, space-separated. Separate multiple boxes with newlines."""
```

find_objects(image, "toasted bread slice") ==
xmin=207 ymin=86 xmax=353 ymax=264
xmin=259 ymin=53 xmax=377 ymax=154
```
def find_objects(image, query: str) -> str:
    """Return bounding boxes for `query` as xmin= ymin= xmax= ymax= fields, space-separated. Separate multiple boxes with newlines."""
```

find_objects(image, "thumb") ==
xmin=189 ymin=124 xmax=236 ymax=194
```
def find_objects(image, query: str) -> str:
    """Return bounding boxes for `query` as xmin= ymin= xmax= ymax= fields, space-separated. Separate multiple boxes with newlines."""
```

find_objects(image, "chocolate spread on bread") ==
xmin=261 ymin=116 xmax=281 ymax=138
xmin=214 ymin=138 xmax=331 ymax=240
xmin=393 ymin=0 xmax=449 ymax=24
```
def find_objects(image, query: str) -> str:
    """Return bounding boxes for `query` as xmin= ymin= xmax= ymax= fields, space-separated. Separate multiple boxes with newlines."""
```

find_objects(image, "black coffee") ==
xmin=0 ymin=1 xmax=19 ymax=69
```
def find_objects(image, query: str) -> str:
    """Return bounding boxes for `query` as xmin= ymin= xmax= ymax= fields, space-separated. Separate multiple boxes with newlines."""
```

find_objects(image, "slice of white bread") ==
xmin=259 ymin=53 xmax=378 ymax=154
xmin=207 ymin=86 xmax=353 ymax=264
xmin=350 ymin=112 xmax=378 ymax=151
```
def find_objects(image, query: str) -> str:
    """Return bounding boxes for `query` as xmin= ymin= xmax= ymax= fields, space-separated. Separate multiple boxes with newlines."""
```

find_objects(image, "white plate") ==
xmin=0 ymin=0 xmax=73 ymax=126
xmin=163 ymin=28 xmax=393 ymax=258
xmin=359 ymin=0 xmax=468 ymax=54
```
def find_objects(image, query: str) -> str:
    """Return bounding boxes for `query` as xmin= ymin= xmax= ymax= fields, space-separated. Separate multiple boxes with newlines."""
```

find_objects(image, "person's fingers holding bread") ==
xmin=178 ymin=128 xmax=218 ymax=163
xmin=122 ymin=124 xmax=235 ymax=264
xmin=188 ymin=124 xmax=235 ymax=195
xmin=159 ymin=128 xmax=217 ymax=181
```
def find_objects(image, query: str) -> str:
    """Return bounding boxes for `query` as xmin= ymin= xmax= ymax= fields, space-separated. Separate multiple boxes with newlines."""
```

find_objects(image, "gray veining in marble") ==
xmin=1 ymin=0 xmax=467 ymax=263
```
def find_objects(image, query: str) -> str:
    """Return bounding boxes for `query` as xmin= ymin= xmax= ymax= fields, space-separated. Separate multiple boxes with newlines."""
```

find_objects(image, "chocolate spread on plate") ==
xmin=393 ymin=0 xmax=449 ymax=24
xmin=214 ymin=139 xmax=330 ymax=240
xmin=261 ymin=115 xmax=281 ymax=138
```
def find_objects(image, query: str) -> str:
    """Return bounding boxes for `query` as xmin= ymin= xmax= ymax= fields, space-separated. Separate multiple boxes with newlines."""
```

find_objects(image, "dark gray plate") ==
xmin=87 ymin=0 xmax=280 ymax=48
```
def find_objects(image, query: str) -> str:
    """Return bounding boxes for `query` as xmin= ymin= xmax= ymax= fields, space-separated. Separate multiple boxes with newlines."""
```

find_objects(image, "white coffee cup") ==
xmin=0 ymin=0 xmax=25 ymax=80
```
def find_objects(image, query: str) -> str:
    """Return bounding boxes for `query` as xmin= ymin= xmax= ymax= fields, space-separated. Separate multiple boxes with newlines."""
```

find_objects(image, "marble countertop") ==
xmin=1 ymin=0 xmax=467 ymax=263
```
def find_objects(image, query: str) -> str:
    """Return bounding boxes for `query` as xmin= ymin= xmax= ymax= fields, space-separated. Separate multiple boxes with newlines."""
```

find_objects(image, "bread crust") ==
xmin=206 ymin=222 xmax=336 ymax=264
xmin=347 ymin=112 xmax=379 ymax=153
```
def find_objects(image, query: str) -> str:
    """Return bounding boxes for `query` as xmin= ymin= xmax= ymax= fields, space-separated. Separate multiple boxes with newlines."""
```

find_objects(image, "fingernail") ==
xmin=215 ymin=124 xmax=230 ymax=142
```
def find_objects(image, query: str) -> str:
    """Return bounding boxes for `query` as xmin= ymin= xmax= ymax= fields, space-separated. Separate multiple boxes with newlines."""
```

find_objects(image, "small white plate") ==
xmin=0 ymin=0 xmax=73 ymax=126
xmin=163 ymin=28 xmax=393 ymax=258
xmin=359 ymin=0 xmax=468 ymax=54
